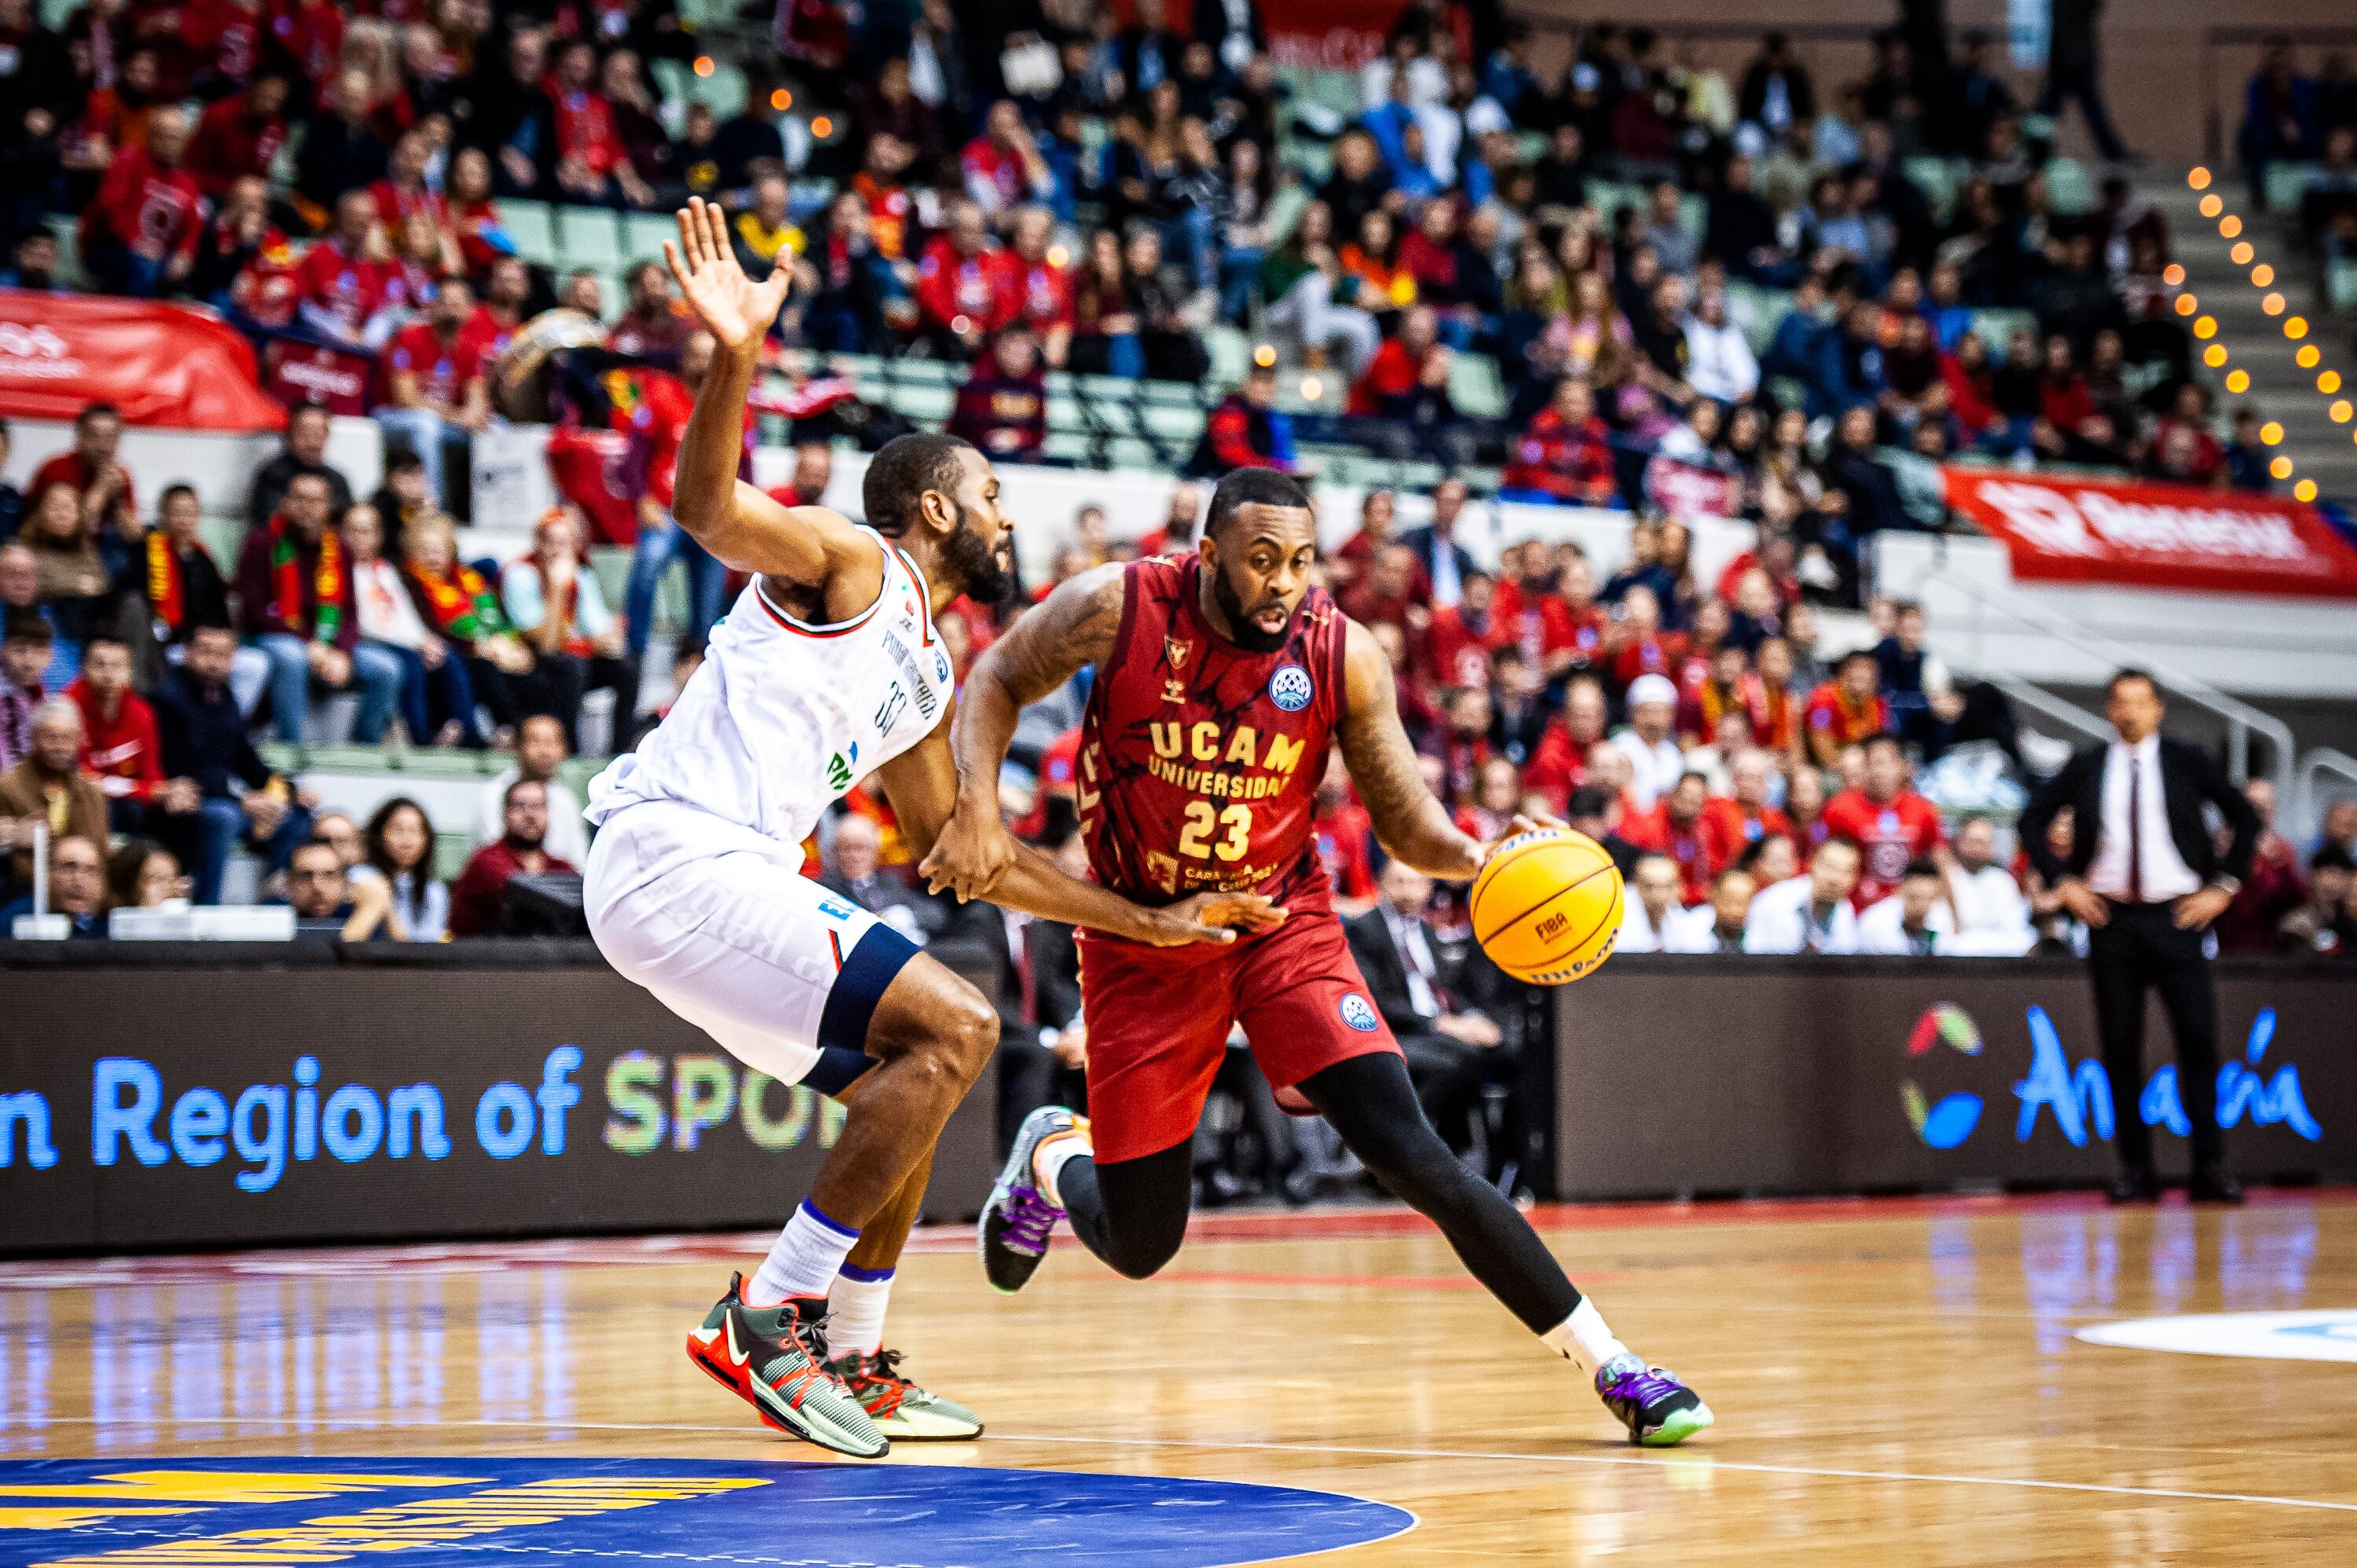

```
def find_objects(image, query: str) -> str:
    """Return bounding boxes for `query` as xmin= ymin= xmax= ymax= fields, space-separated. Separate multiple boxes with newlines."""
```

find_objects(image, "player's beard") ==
xmin=1210 ymin=558 xmax=1293 ymax=654
xmin=941 ymin=507 xmax=1017 ymax=607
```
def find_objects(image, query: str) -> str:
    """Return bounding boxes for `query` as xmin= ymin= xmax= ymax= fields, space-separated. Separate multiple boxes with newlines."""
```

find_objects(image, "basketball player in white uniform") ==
xmin=584 ymin=200 xmax=1277 ymax=1457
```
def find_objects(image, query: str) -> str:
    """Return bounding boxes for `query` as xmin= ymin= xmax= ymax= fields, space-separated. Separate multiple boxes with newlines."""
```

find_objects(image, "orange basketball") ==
xmin=1468 ymin=828 xmax=1624 ymax=985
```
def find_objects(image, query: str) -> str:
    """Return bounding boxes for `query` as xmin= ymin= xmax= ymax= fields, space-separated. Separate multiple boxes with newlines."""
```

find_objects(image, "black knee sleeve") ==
xmin=1061 ymin=1140 xmax=1193 ymax=1280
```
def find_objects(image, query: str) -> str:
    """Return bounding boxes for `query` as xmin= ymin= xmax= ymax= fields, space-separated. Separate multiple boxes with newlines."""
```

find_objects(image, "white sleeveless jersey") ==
xmin=586 ymin=526 xmax=955 ymax=845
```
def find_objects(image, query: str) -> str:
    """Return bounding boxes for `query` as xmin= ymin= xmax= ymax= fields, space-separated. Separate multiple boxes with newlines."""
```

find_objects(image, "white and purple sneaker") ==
xmin=979 ymin=1107 xmax=1083 ymax=1294
xmin=1595 ymin=1354 xmax=1714 ymax=1446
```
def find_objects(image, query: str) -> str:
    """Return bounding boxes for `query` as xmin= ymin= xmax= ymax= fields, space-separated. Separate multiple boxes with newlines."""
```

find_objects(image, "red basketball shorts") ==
xmin=1075 ymin=910 xmax=1402 ymax=1163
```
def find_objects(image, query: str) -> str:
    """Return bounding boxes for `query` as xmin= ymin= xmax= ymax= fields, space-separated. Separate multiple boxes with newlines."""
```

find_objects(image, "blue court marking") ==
xmin=0 ymin=1456 xmax=1416 ymax=1567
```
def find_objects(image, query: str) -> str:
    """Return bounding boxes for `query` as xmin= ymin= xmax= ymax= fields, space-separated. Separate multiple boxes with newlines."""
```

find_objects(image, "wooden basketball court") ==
xmin=5 ymin=1191 xmax=2355 ymax=1563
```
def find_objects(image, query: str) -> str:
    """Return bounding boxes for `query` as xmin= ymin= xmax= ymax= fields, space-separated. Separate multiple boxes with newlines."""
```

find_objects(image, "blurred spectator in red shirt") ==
xmin=916 ymin=198 xmax=1014 ymax=357
xmin=1606 ymin=584 xmax=1687 ymax=693
xmin=1804 ymin=647 xmax=1888 ymax=768
xmin=1699 ymin=748 xmax=1795 ymax=870
xmin=270 ymin=0 xmax=348 ymax=97
xmin=1423 ymin=568 xmax=1502 ymax=692
xmin=65 ymin=633 xmax=165 ymax=835
xmin=1003 ymin=207 xmax=1074 ymax=367
xmin=948 ymin=327 xmax=1050 ymax=463
xmin=365 ymin=128 xmax=445 ymax=244
xmin=31 ymin=403 xmax=137 ymax=564
xmin=79 ymin=44 xmax=163 ymax=159
xmin=378 ymin=277 xmax=493 ymax=509
xmin=1820 ymin=734 xmax=1945 ymax=909
xmin=962 ymin=101 xmax=1054 ymax=216
xmin=82 ymin=104 xmax=202 ymax=298
xmin=1624 ymin=770 xmax=1715 ymax=904
xmin=1313 ymin=750 xmax=1378 ymax=907
xmin=1501 ymin=377 xmax=1618 ymax=506
xmin=297 ymin=189 xmax=395 ymax=350
xmin=1348 ymin=303 xmax=1446 ymax=416
xmin=610 ymin=261 xmax=693 ymax=358
xmin=1339 ymin=542 xmax=1428 ymax=645
xmin=449 ymin=778 xmax=577 ymax=936
xmin=188 ymin=72 xmax=292 ymax=196
xmin=2216 ymin=777 xmax=2309 ymax=952
xmin=549 ymin=38 xmax=648 ymax=207
xmin=1524 ymin=674 xmax=1608 ymax=812
xmin=1332 ymin=488 xmax=1407 ymax=599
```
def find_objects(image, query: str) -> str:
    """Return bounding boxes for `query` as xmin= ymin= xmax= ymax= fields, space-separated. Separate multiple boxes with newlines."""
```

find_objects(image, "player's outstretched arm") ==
xmin=1336 ymin=617 xmax=1490 ymax=881
xmin=924 ymin=562 xmax=1128 ymax=902
xmin=662 ymin=197 xmax=877 ymax=589
xmin=880 ymin=717 xmax=1277 ymax=946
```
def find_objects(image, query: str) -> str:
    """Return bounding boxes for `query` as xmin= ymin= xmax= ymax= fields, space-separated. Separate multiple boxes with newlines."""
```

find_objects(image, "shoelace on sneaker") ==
xmin=1002 ymin=1185 xmax=1062 ymax=1255
xmin=852 ymin=1350 xmax=916 ymax=1418
xmin=1602 ymin=1362 xmax=1684 ymax=1408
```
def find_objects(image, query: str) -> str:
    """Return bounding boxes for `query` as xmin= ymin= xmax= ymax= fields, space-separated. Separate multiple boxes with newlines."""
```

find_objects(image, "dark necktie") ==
xmin=2127 ymin=753 xmax=2145 ymax=904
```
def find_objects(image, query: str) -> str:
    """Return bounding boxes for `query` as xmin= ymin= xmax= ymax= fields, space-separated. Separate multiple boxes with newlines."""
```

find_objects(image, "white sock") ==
xmin=825 ymin=1266 xmax=893 ymax=1361
xmin=749 ymin=1199 xmax=860 ymax=1306
xmin=1034 ymin=1128 xmax=1091 ymax=1207
xmin=1540 ymin=1299 xmax=1630 ymax=1374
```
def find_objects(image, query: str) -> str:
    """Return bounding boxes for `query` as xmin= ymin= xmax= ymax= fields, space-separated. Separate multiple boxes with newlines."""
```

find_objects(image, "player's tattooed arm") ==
xmin=882 ymin=716 xmax=1273 ymax=946
xmin=923 ymin=563 xmax=1127 ymax=903
xmin=1336 ymin=617 xmax=1486 ymax=882
xmin=662 ymin=196 xmax=883 ymax=599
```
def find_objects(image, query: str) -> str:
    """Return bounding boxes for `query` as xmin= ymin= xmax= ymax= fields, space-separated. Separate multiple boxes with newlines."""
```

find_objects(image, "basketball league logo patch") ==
xmin=1339 ymin=993 xmax=1380 ymax=1032
xmin=1269 ymin=664 xmax=1314 ymax=713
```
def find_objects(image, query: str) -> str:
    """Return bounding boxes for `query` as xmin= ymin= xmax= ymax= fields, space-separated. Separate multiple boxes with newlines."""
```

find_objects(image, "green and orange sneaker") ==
xmin=685 ymin=1272 xmax=887 ymax=1458
xmin=826 ymin=1348 xmax=984 ymax=1441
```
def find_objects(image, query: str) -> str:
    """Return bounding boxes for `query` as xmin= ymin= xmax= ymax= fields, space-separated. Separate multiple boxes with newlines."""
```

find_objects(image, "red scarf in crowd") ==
xmin=269 ymin=512 xmax=343 ymax=639
xmin=146 ymin=530 xmax=184 ymax=628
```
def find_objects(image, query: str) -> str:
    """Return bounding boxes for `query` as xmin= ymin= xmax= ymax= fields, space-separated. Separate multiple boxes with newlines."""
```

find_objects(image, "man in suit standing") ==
xmin=1346 ymin=858 xmax=1503 ymax=1159
xmin=1397 ymin=478 xmax=1479 ymax=610
xmin=2019 ymin=670 xmax=2260 ymax=1204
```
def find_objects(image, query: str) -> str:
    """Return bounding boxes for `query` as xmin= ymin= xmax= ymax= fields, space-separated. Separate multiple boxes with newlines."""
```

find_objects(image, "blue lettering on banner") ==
xmin=0 ymin=1457 xmax=1415 ymax=1566
xmin=0 ymin=1089 xmax=57 ymax=1168
xmin=1902 ymin=1005 xmax=2328 ymax=1151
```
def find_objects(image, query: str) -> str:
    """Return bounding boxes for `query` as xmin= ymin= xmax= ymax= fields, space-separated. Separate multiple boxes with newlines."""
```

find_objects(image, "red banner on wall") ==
xmin=1263 ymin=0 xmax=1409 ymax=71
xmin=1942 ymin=467 xmax=2357 ymax=599
xmin=0 ymin=290 xmax=285 ymax=430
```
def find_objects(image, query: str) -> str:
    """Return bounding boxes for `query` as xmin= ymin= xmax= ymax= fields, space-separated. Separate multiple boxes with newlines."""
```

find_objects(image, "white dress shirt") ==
xmin=1856 ymin=893 xmax=1953 ymax=955
xmin=1617 ymin=885 xmax=1675 ymax=953
xmin=1610 ymin=729 xmax=1686 ymax=811
xmin=2088 ymin=735 xmax=2201 ymax=902
xmin=1384 ymin=903 xmax=1442 ymax=1018
xmin=1743 ymin=875 xmax=1861 ymax=954
xmin=1946 ymin=863 xmax=2032 ymax=938
xmin=1660 ymin=903 xmax=1728 ymax=953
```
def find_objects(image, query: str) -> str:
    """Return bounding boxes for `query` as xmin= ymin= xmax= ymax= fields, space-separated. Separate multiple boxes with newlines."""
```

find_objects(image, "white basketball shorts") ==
xmin=584 ymin=798 xmax=920 ymax=1091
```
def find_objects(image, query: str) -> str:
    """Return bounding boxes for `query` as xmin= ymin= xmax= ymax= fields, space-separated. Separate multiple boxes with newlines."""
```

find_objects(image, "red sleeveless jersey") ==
xmin=1080 ymin=555 xmax=1347 ymax=912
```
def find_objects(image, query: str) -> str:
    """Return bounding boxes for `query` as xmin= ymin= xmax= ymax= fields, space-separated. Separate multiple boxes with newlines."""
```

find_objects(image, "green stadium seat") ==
xmin=1446 ymin=352 xmax=1507 ymax=418
xmin=2044 ymin=159 xmax=2095 ymax=216
xmin=42 ymin=212 xmax=86 ymax=289
xmin=1725 ymin=280 xmax=1794 ymax=357
xmin=622 ymin=212 xmax=679 ymax=269
xmin=2265 ymin=162 xmax=2318 ymax=215
xmin=1263 ymin=183 xmax=1310 ymax=248
xmin=1138 ymin=403 xmax=1207 ymax=445
xmin=494 ymin=200 xmax=558 ymax=266
xmin=1678 ymin=192 xmax=1707 ymax=240
xmin=1901 ymin=156 xmax=1957 ymax=220
xmin=1204 ymin=324 xmax=1251 ymax=387
xmin=555 ymin=206 xmax=626 ymax=272
xmin=2331 ymin=258 xmax=2357 ymax=313
xmin=1971 ymin=309 xmax=2040 ymax=357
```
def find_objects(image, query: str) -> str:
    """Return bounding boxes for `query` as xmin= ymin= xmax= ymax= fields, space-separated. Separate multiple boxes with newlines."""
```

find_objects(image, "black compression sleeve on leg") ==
xmin=1300 ymin=1052 xmax=1582 ymax=1334
xmin=1059 ymin=1138 xmax=1196 ymax=1280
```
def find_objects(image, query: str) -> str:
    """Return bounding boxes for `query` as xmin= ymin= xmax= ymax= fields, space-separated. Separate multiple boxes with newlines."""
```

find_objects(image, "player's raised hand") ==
xmin=663 ymin=196 xmax=791 ymax=353
xmin=920 ymin=805 xmax=1020 ymax=902
xmin=1141 ymin=891 xmax=1288 ymax=947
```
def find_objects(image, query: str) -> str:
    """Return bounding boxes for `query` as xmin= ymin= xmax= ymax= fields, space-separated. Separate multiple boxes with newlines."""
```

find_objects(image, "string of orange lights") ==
xmin=2183 ymin=167 xmax=2352 ymax=506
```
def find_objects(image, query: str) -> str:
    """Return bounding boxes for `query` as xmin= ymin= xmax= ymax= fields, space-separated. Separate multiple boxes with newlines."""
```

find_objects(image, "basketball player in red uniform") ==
xmin=925 ymin=470 xmax=1712 ymax=1445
